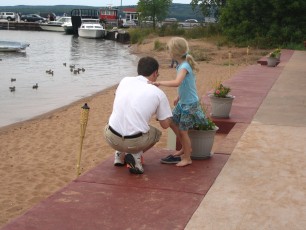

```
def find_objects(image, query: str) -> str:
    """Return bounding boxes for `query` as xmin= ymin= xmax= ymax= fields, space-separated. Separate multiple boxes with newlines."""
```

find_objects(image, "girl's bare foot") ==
xmin=176 ymin=159 xmax=192 ymax=167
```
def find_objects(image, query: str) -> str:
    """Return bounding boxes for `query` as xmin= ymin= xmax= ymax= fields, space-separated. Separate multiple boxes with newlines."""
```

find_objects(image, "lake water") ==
xmin=0 ymin=30 xmax=138 ymax=128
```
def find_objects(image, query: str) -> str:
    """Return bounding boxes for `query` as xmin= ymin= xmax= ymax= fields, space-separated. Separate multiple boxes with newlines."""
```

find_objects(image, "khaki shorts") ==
xmin=104 ymin=124 xmax=162 ymax=153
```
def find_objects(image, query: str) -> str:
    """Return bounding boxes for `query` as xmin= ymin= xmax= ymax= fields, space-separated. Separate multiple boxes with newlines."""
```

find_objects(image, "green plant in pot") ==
xmin=193 ymin=116 xmax=217 ymax=131
xmin=209 ymin=82 xmax=235 ymax=118
xmin=213 ymin=83 xmax=231 ymax=98
xmin=189 ymin=104 xmax=219 ymax=159
xmin=274 ymin=48 xmax=281 ymax=60
xmin=267 ymin=48 xmax=281 ymax=67
xmin=269 ymin=48 xmax=281 ymax=58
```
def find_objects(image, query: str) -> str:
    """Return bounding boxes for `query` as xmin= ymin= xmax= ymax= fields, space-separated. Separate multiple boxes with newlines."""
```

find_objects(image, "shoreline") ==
xmin=0 ymin=84 xmax=118 ymax=134
xmin=0 ymin=36 xmax=267 ymax=227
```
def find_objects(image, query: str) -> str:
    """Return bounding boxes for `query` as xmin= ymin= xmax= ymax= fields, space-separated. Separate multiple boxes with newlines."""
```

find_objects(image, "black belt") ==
xmin=109 ymin=125 xmax=142 ymax=139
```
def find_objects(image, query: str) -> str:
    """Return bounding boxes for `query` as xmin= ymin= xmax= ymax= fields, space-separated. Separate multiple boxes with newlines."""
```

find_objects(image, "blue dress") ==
xmin=172 ymin=61 xmax=208 ymax=130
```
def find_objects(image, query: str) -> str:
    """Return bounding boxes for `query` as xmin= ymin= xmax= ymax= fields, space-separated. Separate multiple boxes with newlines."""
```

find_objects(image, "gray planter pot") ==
xmin=189 ymin=126 xmax=219 ymax=160
xmin=209 ymin=94 xmax=235 ymax=118
xmin=267 ymin=56 xmax=278 ymax=67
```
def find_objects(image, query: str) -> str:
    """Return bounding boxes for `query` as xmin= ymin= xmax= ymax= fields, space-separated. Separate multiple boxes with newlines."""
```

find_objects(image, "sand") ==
xmin=0 ymin=36 xmax=268 ymax=227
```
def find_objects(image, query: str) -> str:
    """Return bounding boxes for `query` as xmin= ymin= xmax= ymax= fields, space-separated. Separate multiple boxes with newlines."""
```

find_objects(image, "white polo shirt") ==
xmin=109 ymin=75 xmax=172 ymax=135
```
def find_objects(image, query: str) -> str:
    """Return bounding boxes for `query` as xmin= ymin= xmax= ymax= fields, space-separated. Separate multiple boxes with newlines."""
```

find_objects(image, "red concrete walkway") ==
xmin=204 ymin=49 xmax=294 ymax=133
xmin=1 ymin=50 xmax=297 ymax=230
xmin=2 ymin=149 xmax=229 ymax=230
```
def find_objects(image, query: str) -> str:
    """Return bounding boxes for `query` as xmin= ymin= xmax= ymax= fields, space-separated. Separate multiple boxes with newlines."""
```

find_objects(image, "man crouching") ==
xmin=104 ymin=56 xmax=172 ymax=174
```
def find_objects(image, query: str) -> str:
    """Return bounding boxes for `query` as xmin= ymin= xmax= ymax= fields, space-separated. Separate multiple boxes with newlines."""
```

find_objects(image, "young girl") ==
xmin=152 ymin=37 xmax=208 ymax=167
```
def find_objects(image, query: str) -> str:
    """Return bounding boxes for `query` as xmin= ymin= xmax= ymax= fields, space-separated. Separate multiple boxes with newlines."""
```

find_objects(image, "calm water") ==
xmin=0 ymin=30 xmax=138 ymax=128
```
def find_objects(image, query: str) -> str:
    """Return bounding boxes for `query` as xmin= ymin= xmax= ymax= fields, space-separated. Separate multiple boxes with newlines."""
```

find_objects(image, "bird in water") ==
xmin=73 ymin=69 xmax=80 ymax=74
xmin=9 ymin=86 xmax=15 ymax=92
xmin=46 ymin=69 xmax=54 ymax=76
xmin=32 ymin=83 xmax=38 ymax=89
xmin=11 ymin=78 xmax=16 ymax=82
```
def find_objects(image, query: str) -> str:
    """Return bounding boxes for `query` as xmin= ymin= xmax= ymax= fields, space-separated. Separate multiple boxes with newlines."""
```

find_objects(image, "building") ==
xmin=99 ymin=7 xmax=118 ymax=22
xmin=122 ymin=8 xmax=139 ymax=23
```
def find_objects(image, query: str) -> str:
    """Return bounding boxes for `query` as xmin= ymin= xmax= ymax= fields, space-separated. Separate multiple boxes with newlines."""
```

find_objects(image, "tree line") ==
xmin=1 ymin=0 xmax=305 ymax=48
xmin=0 ymin=4 xmax=203 ymax=21
xmin=137 ymin=0 xmax=305 ymax=48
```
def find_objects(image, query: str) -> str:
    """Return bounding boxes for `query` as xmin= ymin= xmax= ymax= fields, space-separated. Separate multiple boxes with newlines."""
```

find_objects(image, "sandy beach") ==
xmin=0 ymin=36 xmax=268 ymax=227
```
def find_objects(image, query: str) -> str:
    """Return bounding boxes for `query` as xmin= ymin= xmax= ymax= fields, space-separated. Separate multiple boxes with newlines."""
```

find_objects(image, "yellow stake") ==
xmin=246 ymin=46 xmax=249 ymax=64
xmin=76 ymin=103 xmax=90 ymax=176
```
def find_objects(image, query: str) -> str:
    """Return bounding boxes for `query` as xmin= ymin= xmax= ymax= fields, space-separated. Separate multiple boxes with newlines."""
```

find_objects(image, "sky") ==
xmin=0 ymin=0 xmax=191 ymax=7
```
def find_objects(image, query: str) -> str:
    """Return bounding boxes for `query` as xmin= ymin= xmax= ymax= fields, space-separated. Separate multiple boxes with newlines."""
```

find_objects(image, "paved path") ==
xmin=2 ymin=50 xmax=305 ymax=230
xmin=186 ymin=50 xmax=306 ymax=230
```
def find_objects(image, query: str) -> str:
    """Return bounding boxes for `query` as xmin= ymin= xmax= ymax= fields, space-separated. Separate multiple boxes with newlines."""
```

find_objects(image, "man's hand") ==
xmin=148 ymin=81 xmax=160 ymax=87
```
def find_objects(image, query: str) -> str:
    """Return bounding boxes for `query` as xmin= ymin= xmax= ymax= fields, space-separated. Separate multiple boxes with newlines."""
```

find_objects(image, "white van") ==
xmin=0 ymin=12 xmax=16 ymax=21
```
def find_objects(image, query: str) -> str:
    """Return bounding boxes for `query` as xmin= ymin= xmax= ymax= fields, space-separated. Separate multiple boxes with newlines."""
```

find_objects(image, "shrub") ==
xmin=153 ymin=40 xmax=166 ymax=51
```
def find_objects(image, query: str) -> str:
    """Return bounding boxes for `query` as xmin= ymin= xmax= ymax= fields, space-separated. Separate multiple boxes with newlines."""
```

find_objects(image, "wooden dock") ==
xmin=0 ymin=21 xmax=43 ymax=31
xmin=0 ymin=21 xmax=130 ymax=43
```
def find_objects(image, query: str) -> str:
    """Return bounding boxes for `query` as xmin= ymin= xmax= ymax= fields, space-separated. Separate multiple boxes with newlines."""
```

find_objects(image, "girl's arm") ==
xmin=155 ymin=69 xmax=187 ymax=87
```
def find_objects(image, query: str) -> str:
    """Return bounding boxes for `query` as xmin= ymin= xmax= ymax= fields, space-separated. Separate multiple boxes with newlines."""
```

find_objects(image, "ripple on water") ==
xmin=0 ymin=30 xmax=138 ymax=127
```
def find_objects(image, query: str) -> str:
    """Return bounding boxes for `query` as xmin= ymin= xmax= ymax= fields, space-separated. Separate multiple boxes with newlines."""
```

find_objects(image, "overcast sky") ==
xmin=0 ymin=0 xmax=191 ymax=7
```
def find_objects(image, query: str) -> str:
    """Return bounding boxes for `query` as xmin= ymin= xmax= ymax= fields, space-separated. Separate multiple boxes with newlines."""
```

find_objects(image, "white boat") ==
xmin=0 ymin=41 xmax=30 ymax=52
xmin=62 ymin=20 xmax=73 ymax=34
xmin=62 ymin=18 xmax=99 ymax=35
xmin=62 ymin=18 xmax=84 ymax=35
xmin=78 ymin=19 xmax=106 ymax=38
xmin=39 ymin=17 xmax=71 ymax=32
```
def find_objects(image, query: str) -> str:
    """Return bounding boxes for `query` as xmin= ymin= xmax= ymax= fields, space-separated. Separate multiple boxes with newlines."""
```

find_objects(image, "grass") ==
xmin=153 ymin=40 xmax=167 ymax=51
xmin=127 ymin=24 xmax=304 ymax=50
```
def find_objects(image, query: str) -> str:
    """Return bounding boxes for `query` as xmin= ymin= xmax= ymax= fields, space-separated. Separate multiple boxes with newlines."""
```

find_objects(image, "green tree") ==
xmin=220 ymin=0 xmax=306 ymax=47
xmin=137 ymin=0 xmax=172 ymax=29
xmin=190 ymin=0 xmax=226 ymax=19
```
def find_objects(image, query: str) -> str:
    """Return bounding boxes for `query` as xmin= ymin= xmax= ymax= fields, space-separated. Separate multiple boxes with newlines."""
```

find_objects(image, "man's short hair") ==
xmin=137 ymin=56 xmax=159 ymax=77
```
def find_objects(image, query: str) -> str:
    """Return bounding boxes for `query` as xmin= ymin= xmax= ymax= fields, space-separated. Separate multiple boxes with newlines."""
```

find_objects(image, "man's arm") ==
xmin=158 ymin=118 xmax=171 ymax=129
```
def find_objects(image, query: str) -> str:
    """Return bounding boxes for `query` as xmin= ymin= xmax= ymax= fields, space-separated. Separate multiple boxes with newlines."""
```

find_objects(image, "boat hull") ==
xmin=62 ymin=25 xmax=74 ymax=34
xmin=39 ymin=24 xmax=65 ymax=32
xmin=39 ymin=17 xmax=71 ymax=32
xmin=78 ymin=29 xmax=106 ymax=38
xmin=0 ymin=41 xmax=30 ymax=52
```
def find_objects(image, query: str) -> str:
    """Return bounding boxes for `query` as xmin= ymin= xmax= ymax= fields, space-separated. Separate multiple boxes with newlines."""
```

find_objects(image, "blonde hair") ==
xmin=167 ymin=37 xmax=199 ymax=72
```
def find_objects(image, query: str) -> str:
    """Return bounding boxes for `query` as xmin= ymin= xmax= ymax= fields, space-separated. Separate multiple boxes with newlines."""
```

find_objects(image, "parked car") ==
xmin=161 ymin=18 xmax=178 ymax=27
xmin=164 ymin=18 xmax=178 ymax=22
xmin=141 ymin=16 xmax=159 ymax=27
xmin=0 ymin=12 xmax=16 ymax=21
xmin=122 ymin=20 xmax=137 ymax=28
xmin=39 ymin=12 xmax=56 ymax=21
xmin=178 ymin=19 xmax=200 ymax=28
xmin=21 ymin=14 xmax=47 ymax=23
